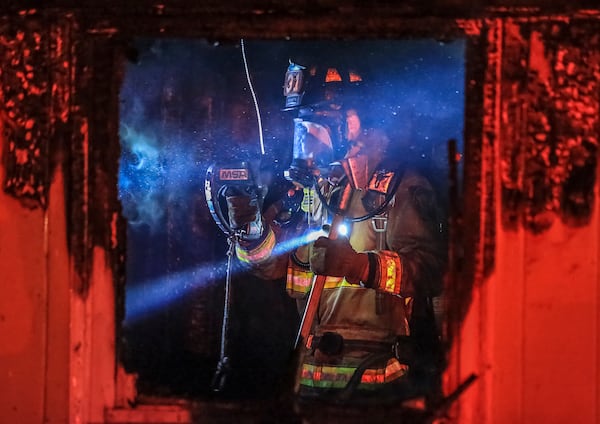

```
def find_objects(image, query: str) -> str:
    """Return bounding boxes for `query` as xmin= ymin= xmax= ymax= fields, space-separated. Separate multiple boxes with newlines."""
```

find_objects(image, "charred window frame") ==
xmin=4 ymin=4 xmax=600 ymax=420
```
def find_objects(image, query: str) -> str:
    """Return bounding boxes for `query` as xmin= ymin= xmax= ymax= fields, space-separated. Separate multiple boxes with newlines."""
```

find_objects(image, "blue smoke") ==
xmin=118 ymin=124 xmax=218 ymax=232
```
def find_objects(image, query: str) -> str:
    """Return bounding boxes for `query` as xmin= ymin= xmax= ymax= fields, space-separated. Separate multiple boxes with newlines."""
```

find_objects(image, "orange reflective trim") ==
xmin=286 ymin=272 xmax=354 ymax=295
xmin=361 ymin=358 xmax=408 ymax=384
xmin=301 ymin=359 xmax=408 ymax=389
xmin=384 ymin=358 xmax=409 ymax=381
xmin=361 ymin=370 xmax=385 ymax=384
xmin=236 ymin=227 xmax=275 ymax=264
xmin=286 ymin=266 xmax=313 ymax=295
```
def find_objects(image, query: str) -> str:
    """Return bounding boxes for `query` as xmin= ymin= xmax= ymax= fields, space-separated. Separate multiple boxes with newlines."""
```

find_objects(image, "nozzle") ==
xmin=211 ymin=356 xmax=231 ymax=392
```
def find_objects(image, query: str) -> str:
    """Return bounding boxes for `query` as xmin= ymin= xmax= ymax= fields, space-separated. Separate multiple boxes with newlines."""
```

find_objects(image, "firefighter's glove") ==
xmin=226 ymin=195 xmax=264 ymax=241
xmin=309 ymin=236 xmax=370 ymax=285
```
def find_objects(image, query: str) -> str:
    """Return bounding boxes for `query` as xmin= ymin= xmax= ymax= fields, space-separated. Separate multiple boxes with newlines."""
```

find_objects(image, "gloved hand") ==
xmin=226 ymin=195 xmax=263 ymax=240
xmin=309 ymin=236 xmax=370 ymax=285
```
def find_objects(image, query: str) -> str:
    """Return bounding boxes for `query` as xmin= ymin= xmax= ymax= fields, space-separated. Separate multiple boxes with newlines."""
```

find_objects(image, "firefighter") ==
xmin=226 ymin=61 xmax=447 ymax=423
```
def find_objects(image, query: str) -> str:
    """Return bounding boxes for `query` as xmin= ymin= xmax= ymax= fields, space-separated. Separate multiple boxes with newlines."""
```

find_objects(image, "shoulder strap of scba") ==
xmin=314 ymin=160 xmax=403 ymax=223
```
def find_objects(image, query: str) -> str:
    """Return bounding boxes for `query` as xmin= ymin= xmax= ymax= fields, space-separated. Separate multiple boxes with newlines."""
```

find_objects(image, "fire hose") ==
xmin=210 ymin=230 xmax=239 ymax=392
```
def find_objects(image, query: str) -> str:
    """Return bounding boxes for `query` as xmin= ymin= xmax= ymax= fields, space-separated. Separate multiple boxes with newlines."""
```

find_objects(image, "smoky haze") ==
xmin=117 ymin=37 xmax=465 ymax=398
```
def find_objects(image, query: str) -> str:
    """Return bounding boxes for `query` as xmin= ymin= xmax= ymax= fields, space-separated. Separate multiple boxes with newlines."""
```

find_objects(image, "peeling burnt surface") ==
xmin=0 ymin=15 xmax=51 ymax=208
xmin=499 ymin=19 xmax=600 ymax=233
xmin=474 ymin=18 xmax=507 ymax=287
xmin=0 ymin=12 xmax=129 ymax=302
xmin=68 ymin=32 xmax=128 ymax=314
xmin=2 ymin=0 xmax=600 ymax=412
xmin=3 ymin=1 xmax=486 ymax=23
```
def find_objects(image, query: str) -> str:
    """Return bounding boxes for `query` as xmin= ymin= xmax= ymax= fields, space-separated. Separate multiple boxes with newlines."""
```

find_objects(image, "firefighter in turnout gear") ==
xmin=226 ymin=61 xmax=447 ymax=423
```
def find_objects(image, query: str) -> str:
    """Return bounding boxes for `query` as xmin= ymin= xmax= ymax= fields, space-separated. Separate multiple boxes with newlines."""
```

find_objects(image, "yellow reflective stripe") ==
xmin=300 ymin=359 xmax=408 ymax=389
xmin=376 ymin=250 xmax=402 ymax=295
xmin=236 ymin=227 xmax=275 ymax=264
xmin=286 ymin=267 xmax=313 ymax=295
xmin=286 ymin=272 xmax=354 ymax=296
xmin=301 ymin=364 xmax=356 ymax=388
xmin=324 ymin=276 xmax=353 ymax=289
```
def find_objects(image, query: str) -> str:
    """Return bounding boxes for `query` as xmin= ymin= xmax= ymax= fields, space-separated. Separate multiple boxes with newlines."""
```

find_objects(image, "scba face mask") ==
xmin=286 ymin=118 xmax=334 ymax=186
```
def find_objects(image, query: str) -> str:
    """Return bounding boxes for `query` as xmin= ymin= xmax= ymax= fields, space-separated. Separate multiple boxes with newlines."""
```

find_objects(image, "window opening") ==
xmin=117 ymin=38 xmax=466 ymax=401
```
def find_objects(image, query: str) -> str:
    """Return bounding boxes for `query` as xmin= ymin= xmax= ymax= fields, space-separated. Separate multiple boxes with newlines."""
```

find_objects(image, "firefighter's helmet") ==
xmin=282 ymin=61 xmax=366 ymax=112
xmin=282 ymin=59 xmax=373 ymax=189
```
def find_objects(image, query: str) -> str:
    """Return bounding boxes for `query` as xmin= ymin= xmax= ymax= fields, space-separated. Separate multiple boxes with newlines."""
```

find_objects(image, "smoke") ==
xmin=118 ymin=123 xmax=215 ymax=230
xmin=117 ymin=44 xmax=213 ymax=233
xmin=115 ymin=38 xmax=468 ymax=342
xmin=119 ymin=124 xmax=162 ymax=228
xmin=123 ymin=261 xmax=228 ymax=324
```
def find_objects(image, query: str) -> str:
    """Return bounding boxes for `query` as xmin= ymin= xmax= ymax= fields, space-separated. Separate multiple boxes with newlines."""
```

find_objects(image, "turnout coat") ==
xmin=236 ymin=161 xmax=447 ymax=403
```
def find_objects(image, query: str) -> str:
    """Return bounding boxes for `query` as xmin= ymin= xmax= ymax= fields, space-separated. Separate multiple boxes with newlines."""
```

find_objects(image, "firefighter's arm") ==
xmin=307 ymin=237 xmax=403 ymax=294
xmin=307 ymin=170 xmax=446 ymax=297
xmin=308 ymin=237 xmax=369 ymax=285
xmin=227 ymin=195 xmax=288 ymax=280
xmin=288 ymin=235 xmax=369 ymax=300
xmin=307 ymin=171 xmax=446 ymax=297
xmin=382 ymin=172 xmax=446 ymax=298
xmin=235 ymin=224 xmax=289 ymax=280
